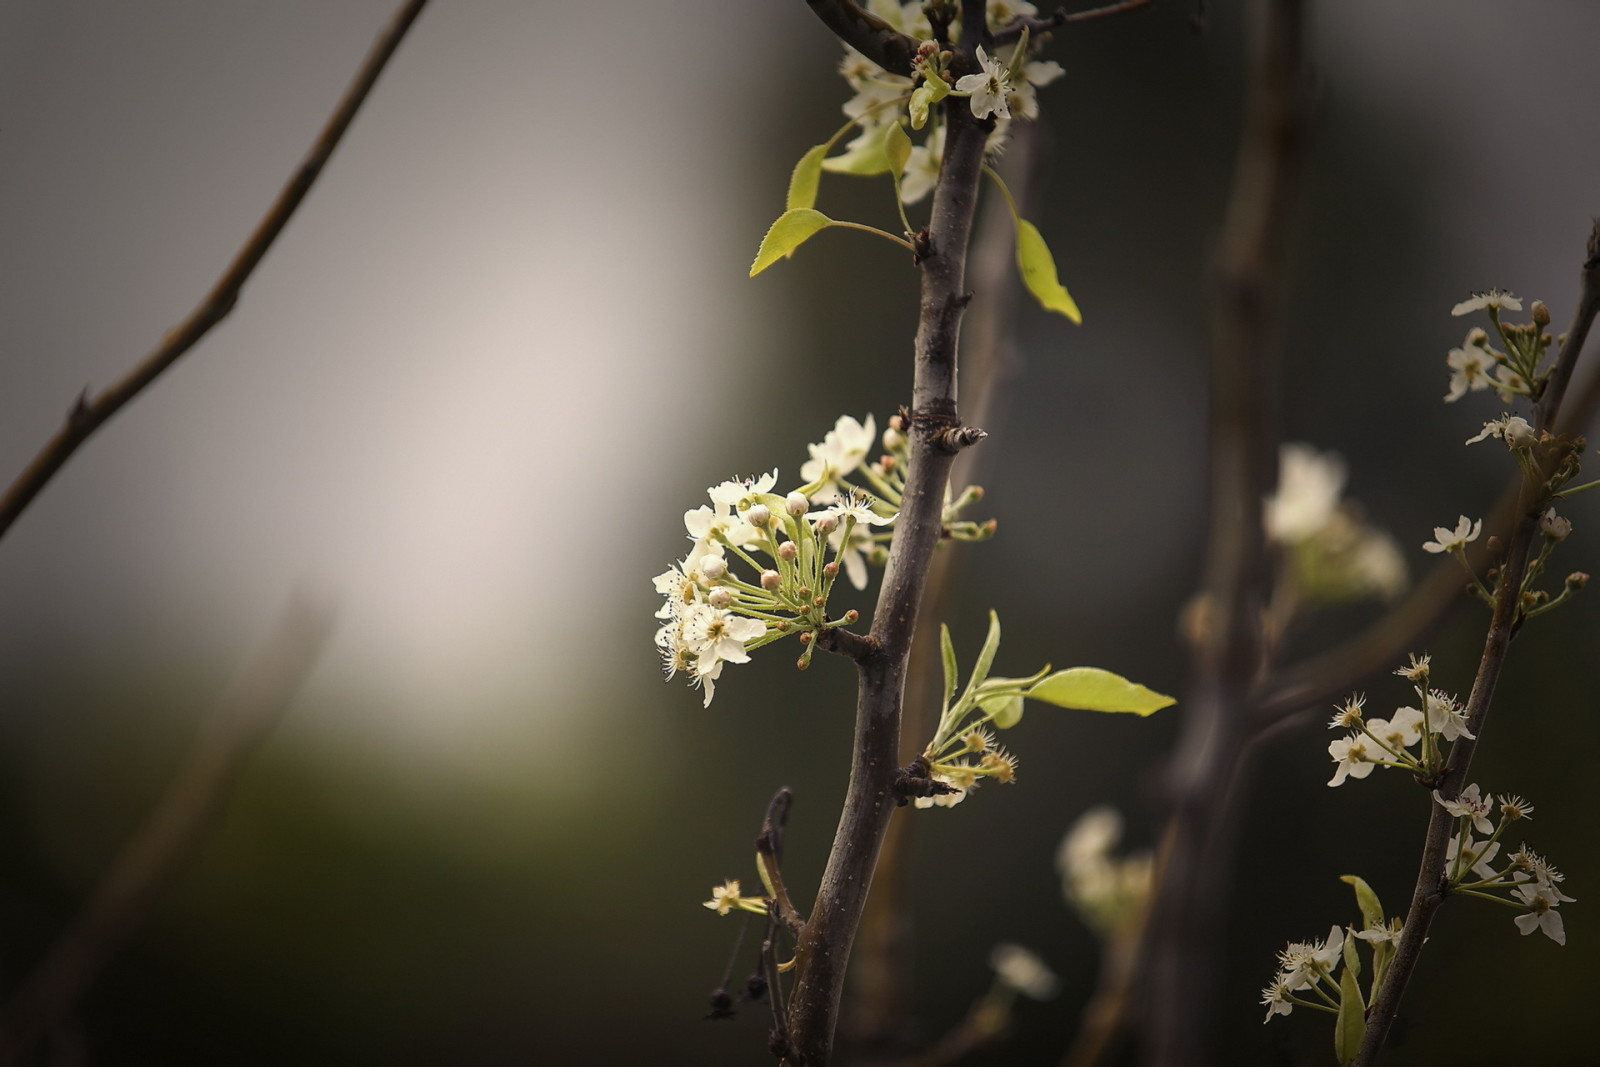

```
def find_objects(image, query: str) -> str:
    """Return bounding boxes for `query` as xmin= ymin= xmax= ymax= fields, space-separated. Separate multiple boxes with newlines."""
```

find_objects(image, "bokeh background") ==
xmin=2 ymin=1 xmax=1597 ymax=1063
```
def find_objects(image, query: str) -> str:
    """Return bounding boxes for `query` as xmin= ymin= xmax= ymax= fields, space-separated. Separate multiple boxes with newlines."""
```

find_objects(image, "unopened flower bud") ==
xmin=747 ymin=504 xmax=772 ymax=528
xmin=1466 ymin=327 xmax=1489 ymax=347
xmin=814 ymin=514 xmax=839 ymax=535
xmin=883 ymin=427 xmax=905 ymax=450
xmin=786 ymin=491 xmax=809 ymax=516
xmin=823 ymin=561 xmax=840 ymax=578
xmin=842 ymin=609 xmax=859 ymax=622
xmin=778 ymin=541 xmax=798 ymax=561
xmin=1567 ymin=571 xmax=1590 ymax=590
xmin=1532 ymin=300 xmax=1551 ymax=326
xmin=798 ymin=631 xmax=812 ymax=644
xmin=888 ymin=414 xmax=905 ymax=432
xmin=1540 ymin=508 xmax=1572 ymax=541
xmin=708 ymin=588 xmax=733 ymax=609
xmin=879 ymin=454 xmax=897 ymax=472
xmin=1504 ymin=417 xmax=1536 ymax=449
xmin=760 ymin=569 xmax=781 ymax=591
xmin=700 ymin=556 xmax=728 ymax=580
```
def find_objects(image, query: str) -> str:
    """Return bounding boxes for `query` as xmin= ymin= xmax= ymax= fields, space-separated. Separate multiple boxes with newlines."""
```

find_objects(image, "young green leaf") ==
xmin=750 ymin=209 xmax=834 ymax=276
xmin=963 ymin=611 xmax=1003 ymax=699
xmin=980 ymin=693 xmax=1025 ymax=729
xmin=1341 ymin=929 xmax=1361 ymax=980
xmin=1340 ymin=875 xmax=1385 ymax=932
xmin=1334 ymin=963 xmax=1365 ymax=1066
xmin=821 ymin=134 xmax=891 ymax=176
xmin=1016 ymin=219 xmax=1082 ymax=323
xmin=882 ymin=121 xmax=912 ymax=178
xmin=1026 ymin=668 xmax=1175 ymax=716
xmin=907 ymin=74 xmax=950 ymax=129
xmin=787 ymin=144 xmax=829 ymax=212
xmin=939 ymin=623 xmax=958 ymax=714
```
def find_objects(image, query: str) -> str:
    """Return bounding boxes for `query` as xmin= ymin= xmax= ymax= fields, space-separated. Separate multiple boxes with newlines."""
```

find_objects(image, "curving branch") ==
xmin=1353 ymin=222 xmax=1600 ymax=1066
xmin=0 ymin=0 xmax=429 ymax=543
xmin=803 ymin=0 xmax=922 ymax=75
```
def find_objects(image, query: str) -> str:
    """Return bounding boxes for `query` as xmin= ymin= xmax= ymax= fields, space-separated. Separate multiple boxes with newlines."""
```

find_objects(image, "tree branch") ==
xmin=1143 ymin=1 xmax=1308 ymax=1063
xmin=0 ymin=596 xmax=335 ymax=1063
xmin=1353 ymin=222 xmax=1600 ymax=1066
xmin=803 ymin=0 xmax=921 ymax=76
xmin=783 ymin=12 xmax=993 ymax=1063
xmin=0 ymin=0 xmax=429 ymax=543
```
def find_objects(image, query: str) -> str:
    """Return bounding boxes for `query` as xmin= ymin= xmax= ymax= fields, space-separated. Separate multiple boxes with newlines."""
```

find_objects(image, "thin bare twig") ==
xmin=0 ymin=595 xmax=336 ymax=1063
xmin=0 ymin=0 xmax=429 ymax=543
xmin=993 ymin=1 xmax=1155 ymax=44
xmin=1353 ymin=222 xmax=1600 ymax=1066
xmin=757 ymin=789 xmax=808 ymax=938
xmin=1143 ymin=2 xmax=1308 ymax=1064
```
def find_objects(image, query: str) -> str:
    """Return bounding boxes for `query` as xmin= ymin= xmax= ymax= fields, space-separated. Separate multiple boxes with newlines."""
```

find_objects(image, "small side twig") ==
xmin=757 ymin=789 xmax=808 ymax=937
xmin=0 ymin=0 xmax=429 ymax=543
xmin=0 ymin=595 xmax=336 ymax=1064
xmin=992 ymin=0 xmax=1155 ymax=45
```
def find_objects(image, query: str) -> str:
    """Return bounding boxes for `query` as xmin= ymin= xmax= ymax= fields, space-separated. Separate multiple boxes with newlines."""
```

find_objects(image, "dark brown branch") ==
xmin=1142 ymin=2 xmax=1308 ymax=1064
xmin=782 ymin=15 xmax=993 ymax=1062
xmin=1353 ymin=223 xmax=1600 ymax=1066
xmin=803 ymin=0 xmax=921 ymax=76
xmin=0 ymin=0 xmax=429 ymax=543
xmin=757 ymin=789 xmax=808 ymax=937
xmin=0 ymin=596 xmax=335 ymax=1063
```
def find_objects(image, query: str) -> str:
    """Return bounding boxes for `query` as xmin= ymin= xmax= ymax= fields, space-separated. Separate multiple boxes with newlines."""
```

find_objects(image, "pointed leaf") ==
xmin=1334 ymin=962 xmax=1365 ymax=1066
xmin=981 ymin=693 xmax=1025 ymax=729
xmin=883 ymin=121 xmax=912 ymax=179
xmin=1016 ymin=218 xmax=1082 ymax=323
xmin=1342 ymin=929 xmax=1361 ymax=980
xmin=787 ymin=144 xmax=828 ymax=212
xmin=1026 ymin=668 xmax=1175 ymax=716
xmin=821 ymin=133 xmax=891 ymax=176
xmin=939 ymin=624 xmax=958 ymax=714
xmin=1340 ymin=875 xmax=1385 ymax=932
xmin=963 ymin=611 xmax=1003 ymax=700
xmin=908 ymin=74 xmax=950 ymax=129
xmin=750 ymin=209 xmax=834 ymax=276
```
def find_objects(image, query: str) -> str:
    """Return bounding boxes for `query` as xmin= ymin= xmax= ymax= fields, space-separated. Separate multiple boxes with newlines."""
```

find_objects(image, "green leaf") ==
xmin=1340 ymin=875 xmax=1385 ymax=932
xmin=750 ymin=209 xmax=834 ymax=276
xmin=821 ymin=133 xmax=891 ymax=176
xmin=981 ymin=693 xmax=1025 ymax=729
xmin=1342 ymin=929 xmax=1361 ymax=980
xmin=882 ymin=121 xmax=912 ymax=178
xmin=908 ymin=74 xmax=950 ymax=129
xmin=1025 ymin=668 xmax=1175 ymax=716
xmin=1334 ymin=961 xmax=1365 ymax=1066
xmin=786 ymin=144 xmax=828 ymax=212
xmin=964 ymin=611 xmax=1003 ymax=697
xmin=1015 ymin=219 xmax=1082 ymax=323
xmin=939 ymin=624 xmax=958 ymax=714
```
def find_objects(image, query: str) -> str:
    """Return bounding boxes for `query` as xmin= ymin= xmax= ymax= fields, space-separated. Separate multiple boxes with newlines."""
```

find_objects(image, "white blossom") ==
xmin=801 ymin=414 xmax=878 ymax=501
xmin=955 ymin=46 xmax=1012 ymax=121
xmin=1451 ymin=290 xmax=1523 ymax=316
xmin=1512 ymin=882 xmax=1570 ymax=945
xmin=1421 ymin=515 xmax=1481 ymax=554
xmin=1445 ymin=341 xmax=1499 ymax=402
xmin=1466 ymin=414 xmax=1535 ymax=448
xmin=1435 ymin=783 xmax=1495 ymax=835
xmin=1264 ymin=443 xmax=1346 ymax=543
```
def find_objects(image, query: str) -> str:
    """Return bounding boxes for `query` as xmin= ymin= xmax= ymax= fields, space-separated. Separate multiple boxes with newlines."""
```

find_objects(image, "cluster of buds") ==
xmin=654 ymin=415 xmax=900 ymax=707
xmin=1325 ymin=655 xmax=1473 ymax=786
xmin=829 ymin=2 xmax=1065 ymax=204
xmin=1444 ymin=290 xmax=1555 ymax=403
xmin=1431 ymin=786 xmax=1575 ymax=943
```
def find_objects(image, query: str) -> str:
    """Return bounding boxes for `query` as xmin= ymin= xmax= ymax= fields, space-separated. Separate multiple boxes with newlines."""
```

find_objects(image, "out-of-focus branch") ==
xmin=1256 ymin=229 xmax=1600 ymax=722
xmin=0 ymin=0 xmax=429 ymax=543
xmin=0 ymin=596 xmax=336 ymax=1064
xmin=803 ymin=0 xmax=921 ymax=75
xmin=1353 ymin=223 xmax=1600 ymax=1066
xmin=1142 ymin=2 xmax=1308 ymax=1065
xmin=992 ymin=0 xmax=1155 ymax=45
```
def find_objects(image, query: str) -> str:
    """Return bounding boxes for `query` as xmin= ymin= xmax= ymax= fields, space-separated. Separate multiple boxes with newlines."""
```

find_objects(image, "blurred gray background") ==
xmin=1 ymin=1 xmax=1596 ymax=1063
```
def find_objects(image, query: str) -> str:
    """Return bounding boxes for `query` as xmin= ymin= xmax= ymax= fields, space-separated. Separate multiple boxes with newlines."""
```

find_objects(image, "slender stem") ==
xmin=0 ymin=0 xmax=429 ymax=543
xmin=1143 ymin=2 xmax=1307 ymax=1064
xmin=783 ymin=6 xmax=993 ymax=1062
xmin=1353 ymin=224 xmax=1600 ymax=1066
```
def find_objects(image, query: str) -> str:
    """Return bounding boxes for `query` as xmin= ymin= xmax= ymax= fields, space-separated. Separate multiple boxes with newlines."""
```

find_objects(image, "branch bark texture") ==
xmin=782 ymin=9 xmax=993 ymax=1061
xmin=0 ymin=0 xmax=428 ymax=543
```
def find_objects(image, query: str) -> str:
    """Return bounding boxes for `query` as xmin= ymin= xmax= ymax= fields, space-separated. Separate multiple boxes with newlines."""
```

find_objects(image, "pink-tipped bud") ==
xmin=814 ymin=515 xmax=838 ymax=536
xmin=823 ymin=561 xmax=840 ymax=578
xmin=778 ymin=541 xmax=798 ymax=561
xmin=883 ymin=427 xmax=905 ymax=450
xmin=699 ymin=556 xmax=728 ymax=580
xmin=843 ymin=609 xmax=859 ymax=622
xmin=786 ymin=491 xmax=809 ymax=516
xmin=760 ymin=569 xmax=781 ymax=591
xmin=798 ymin=631 xmax=812 ymax=644
xmin=888 ymin=414 xmax=905 ymax=432
xmin=708 ymin=588 xmax=732 ymax=609
xmin=747 ymin=504 xmax=772 ymax=528
xmin=1532 ymin=300 xmax=1551 ymax=326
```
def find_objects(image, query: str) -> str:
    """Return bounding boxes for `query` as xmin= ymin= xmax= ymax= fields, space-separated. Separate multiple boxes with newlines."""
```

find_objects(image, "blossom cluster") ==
xmin=1444 ymin=290 xmax=1553 ymax=404
xmin=1325 ymin=654 xmax=1472 ymax=787
xmin=653 ymin=415 xmax=899 ymax=707
xmin=1263 ymin=442 xmax=1406 ymax=604
xmin=832 ymin=1 xmax=1065 ymax=204
xmin=1433 ymin=786 xmax=1575 ymax=944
